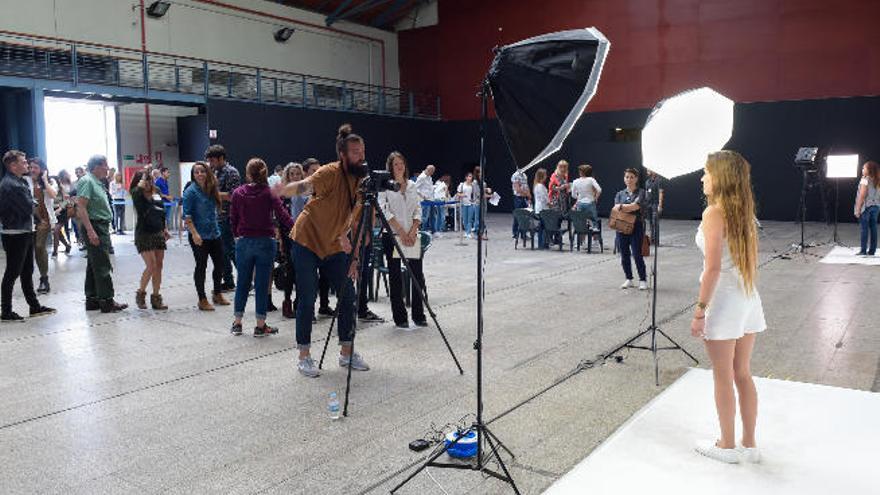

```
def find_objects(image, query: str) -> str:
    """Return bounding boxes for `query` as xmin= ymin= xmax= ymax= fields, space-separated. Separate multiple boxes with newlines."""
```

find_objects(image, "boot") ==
xmin=212 ymin=292 xmax=230 ymax=306
xmin=282 ymin=299 xmax=294 ymax=319
xmin=100 ymin=299 xmax=128 ymax=313
xmin=198 ymin=298 xmax=215 ymax=311
xmin=150 ymin=293 xmax=168 ymax=310
xmin=37 ymin=276 xmax=50 ymax=294
xmin=135 ymin=290 xmax=147 ymax=309
xmin=85 ymin=298 xmax=100 ymax=311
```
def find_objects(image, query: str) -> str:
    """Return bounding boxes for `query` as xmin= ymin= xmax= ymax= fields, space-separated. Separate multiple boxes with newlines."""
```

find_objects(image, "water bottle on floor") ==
xmin=328 ymin=391 xmax=341 ymax=420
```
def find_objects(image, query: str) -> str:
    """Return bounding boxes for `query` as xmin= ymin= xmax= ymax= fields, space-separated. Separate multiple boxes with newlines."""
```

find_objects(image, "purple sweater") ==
xmin=229 ymin=183 xmax=294 ymax=238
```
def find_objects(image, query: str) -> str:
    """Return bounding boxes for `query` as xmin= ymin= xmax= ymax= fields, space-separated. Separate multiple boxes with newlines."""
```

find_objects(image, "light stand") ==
xmin=826 ymin=154 xmax=860 ymax=247
xmin=603 ymin=208 xmax=699 ymax=386
xmin=316 ymin=184 xmax=464 ymax=417
xmin=391 ymin=80 xmax=520 ymax=495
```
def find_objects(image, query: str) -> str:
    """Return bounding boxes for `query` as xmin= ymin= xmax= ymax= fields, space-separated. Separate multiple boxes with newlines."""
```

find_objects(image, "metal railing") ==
xmin=0 ymin=31 xmax=440 ymax=119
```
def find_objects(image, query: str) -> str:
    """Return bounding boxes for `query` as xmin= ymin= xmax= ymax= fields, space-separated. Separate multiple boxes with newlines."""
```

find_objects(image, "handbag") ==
xmin=642 ymin=234 xmax=651 ymax=257
xmin=609 ymin=207 xmax=636 ymax=235
xmin=273 ymin=261 xmax=290 ymax=291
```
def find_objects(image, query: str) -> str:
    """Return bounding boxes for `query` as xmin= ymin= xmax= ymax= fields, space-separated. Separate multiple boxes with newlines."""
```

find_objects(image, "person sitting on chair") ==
xmin=379 ymin=151 xmax=427 ymax=330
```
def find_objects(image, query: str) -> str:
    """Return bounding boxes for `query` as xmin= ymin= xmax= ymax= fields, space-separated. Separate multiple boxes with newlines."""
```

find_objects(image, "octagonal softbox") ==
xmin=488 ymin=28 xmax=610 ymax=173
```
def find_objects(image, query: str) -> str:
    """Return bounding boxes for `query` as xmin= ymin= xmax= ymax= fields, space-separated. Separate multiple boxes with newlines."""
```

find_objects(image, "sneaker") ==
xmin=395 ymin=322 xmax=410 ymax=329
xmin=254 ymin=324 xmax=278 ymax=337
xmin=638 ymin=280 xmax=649 ymax=291
xmin=737 ymin=445 xmax=761 ymax=464
xmin=317 ymin=306 xmax=335 ymax=318
xmin=1 ymin=312 xmax=25 ymax=323
xmin=29 ymin=306 xmax=56 ymax=318
xmin=413 ymin=320 xmax=429 ymax=327
xmin=358 ymin=310 xmax=384 ymax=323
xmin=620 ymin=279 xmax=634 ymax=289
xmin=230 ymin=322 xmax=243 ymax=336
xmin=695 ymin=440 xmax=740 ymax=464
xmin=298 ymin=357 xmax=321 ymax=378
xmin=339 ymin=352 xmax=370 ymax=371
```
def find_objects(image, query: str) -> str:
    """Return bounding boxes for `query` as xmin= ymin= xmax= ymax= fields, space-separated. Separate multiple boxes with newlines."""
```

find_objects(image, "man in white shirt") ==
xmin=414 ymin=164 xmax=435 ymax=232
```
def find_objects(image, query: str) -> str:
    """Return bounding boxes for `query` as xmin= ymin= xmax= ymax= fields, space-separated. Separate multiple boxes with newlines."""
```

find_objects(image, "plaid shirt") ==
xmin=215 ymin=163 xmax=241 ymax=219
xmin=511 ymin=170 xmax=528 ymax=197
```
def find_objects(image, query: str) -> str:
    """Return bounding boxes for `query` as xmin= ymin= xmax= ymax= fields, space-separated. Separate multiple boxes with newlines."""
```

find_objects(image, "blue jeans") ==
xmin=617 ymin=220 xmax=647 ymax=281
xmin=434 ymin=205 xmax=446 ymax=232
xmin=462 ymin=204 xmax=476 ymax=234
xmin=512 ymin=196 xmax=529 ymax=236
xmin=233 ymin=237 xmax=276 ymax=320
xmin=292 ymin=241 xmax=355 ymax=350
xmin=536 ymin=217 xmax=546 ymax=248
xmin=421 ymin=201 xmax=434 ymax=233
xmin=575 ymin=201 xmax=599 ymax=225
xmin=859 ymin=205 xmax=879 ymax=255
xmin=218 ymin=217 xmax=236 ymax=285
xmin=163 ymin=204 xmax=173 ymax=228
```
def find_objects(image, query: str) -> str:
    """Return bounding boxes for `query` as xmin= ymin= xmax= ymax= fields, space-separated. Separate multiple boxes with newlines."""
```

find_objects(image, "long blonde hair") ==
xmin=706 ymin=151 xmax=758 ymax=294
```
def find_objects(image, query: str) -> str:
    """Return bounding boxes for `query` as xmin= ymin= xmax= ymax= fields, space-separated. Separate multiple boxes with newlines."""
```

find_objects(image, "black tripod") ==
xmin=603 ymin=209 xmax=698 ymax=386
xmin=791 ymin=167 xmax=827 ymax=259
xmin=391 ymin=81 xmax=520 ymax=494
xmin=316 ymin=183 xmax=463 ymax=417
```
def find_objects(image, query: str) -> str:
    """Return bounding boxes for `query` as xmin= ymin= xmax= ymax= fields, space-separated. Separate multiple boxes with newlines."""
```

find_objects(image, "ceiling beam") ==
xmin=326 ymin=0 xmax=392 ymax=26
xmin=371 ymin=0 xmax=410 ymax=28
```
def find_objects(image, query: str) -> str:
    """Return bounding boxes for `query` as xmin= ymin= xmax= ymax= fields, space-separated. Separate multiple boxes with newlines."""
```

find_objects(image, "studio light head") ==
xmin=825 ymin=154 xmax=859 ymax=179
xmin=274 ymin=27 xmax=295 ymax=43
xmin=146 ymin=1 xmax=170 ymax=19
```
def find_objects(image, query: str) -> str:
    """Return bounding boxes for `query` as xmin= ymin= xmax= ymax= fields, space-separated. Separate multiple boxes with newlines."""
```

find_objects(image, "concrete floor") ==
xmin=0 ymin=215 xmax=877 ymax=494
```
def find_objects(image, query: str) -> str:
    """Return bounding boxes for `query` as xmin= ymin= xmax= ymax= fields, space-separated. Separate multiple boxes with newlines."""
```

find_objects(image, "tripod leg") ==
xmin=482 ymin=430 xmax=521 ymax=494
xmin=318 ymin=314 xmax=337 ymax=370
xmin=656 ymin=327 xmax=699 ymax=364
xmin=375 ymin=208 xmax=464 ymax=375
xmin=483 ymin=426 xmax=516 ymax=460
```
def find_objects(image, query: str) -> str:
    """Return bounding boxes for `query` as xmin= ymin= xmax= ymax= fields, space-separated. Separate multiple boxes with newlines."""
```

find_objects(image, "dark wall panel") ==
xmin=177 ymin=114 xmax=209 ymax=163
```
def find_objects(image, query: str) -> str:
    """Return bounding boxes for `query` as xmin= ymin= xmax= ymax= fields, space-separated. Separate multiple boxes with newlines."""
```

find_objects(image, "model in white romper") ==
xmin=691 ymin=151 xmax=766 ymax=465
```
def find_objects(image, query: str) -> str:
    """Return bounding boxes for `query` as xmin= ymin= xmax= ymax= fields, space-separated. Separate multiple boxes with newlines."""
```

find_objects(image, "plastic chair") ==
xmin=539 ymin=209 xmax=566 ymax=251
xmin=512 ymin=208 xmax=539 ymax=250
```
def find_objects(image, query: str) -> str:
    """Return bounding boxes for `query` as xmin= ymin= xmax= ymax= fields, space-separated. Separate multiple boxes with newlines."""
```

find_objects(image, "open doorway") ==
xmin=44 ymin=97 xmax=118 ymax=175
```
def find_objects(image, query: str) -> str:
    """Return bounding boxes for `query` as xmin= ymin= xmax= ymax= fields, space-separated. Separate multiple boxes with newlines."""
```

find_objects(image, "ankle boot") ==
xmin=150 ymin=293 xmax=168 ymax=310
xmin=135 ymin=290 xmax=147 ymax=309
xmin=212 ymin=292 xmax=230 ymax=306
xmin=198 ymin=298 xmax=215 ymax=311
xmin=37 ymin=277 xmax=50 ymax=294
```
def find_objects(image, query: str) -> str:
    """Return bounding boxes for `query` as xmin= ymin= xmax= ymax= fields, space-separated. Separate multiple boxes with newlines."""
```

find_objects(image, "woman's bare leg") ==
xmin=152 ymin=250 xmax=165 ymax=294
xmin=139 ymin=252 xmax=154 ymax=292
xmin=704 ymin=339 xmax=737 ymax=449
xmin=733 ymin=333 xmax=758 ymax=448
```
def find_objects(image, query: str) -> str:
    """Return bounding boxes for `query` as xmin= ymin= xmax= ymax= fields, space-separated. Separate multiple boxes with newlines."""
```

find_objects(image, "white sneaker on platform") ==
xmin=620 ymin=279 xmax=634 ymax=289
xmin=638 ymin=280 xmax=648 ymax=290
xmin=695 ymin=440 xmax=740 ymax=464
xmin=737 ymin=445 xmax=761 ymax=464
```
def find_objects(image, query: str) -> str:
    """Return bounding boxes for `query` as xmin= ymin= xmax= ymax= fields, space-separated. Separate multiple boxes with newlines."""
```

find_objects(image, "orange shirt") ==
xmin=290 ymin=162 xmax=363 ymax=259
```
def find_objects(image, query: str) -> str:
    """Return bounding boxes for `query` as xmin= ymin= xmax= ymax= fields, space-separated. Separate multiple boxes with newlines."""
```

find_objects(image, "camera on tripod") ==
xmin=360 ymin=169 xmax=400 ymax=195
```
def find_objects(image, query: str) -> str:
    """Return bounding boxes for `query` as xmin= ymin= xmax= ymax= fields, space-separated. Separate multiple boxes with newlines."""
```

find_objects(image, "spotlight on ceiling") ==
xmin=274 ymin=27 xmax=295 ymax=43
xmin=146 ymin=1 xmax=171 ymax=19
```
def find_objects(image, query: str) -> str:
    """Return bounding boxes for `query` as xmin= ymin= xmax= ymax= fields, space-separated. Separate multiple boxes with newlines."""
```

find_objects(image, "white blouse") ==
xmin=533 ymin=183 xmax=549 ymax=213
xmin=458 ymin=183 xmax=475 ymax=206
xmin=379 ymin=180 xmax=422 ymax=232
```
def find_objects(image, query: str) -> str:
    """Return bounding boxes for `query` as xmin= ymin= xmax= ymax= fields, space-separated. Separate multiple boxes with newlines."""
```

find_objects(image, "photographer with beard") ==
xmin=278 ymin=124 xmax=371 ymax=378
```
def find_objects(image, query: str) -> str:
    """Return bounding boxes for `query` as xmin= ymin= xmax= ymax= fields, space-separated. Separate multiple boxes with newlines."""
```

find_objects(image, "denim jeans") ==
xmin=617 ymin=220 xmax=647 ymax=281
xmin=575 ymin=201 xmax=599 ymax=226
xmin=218 ymin=217 xmax=236 ymax=285
xmin=233 ymin=237 xmax=275 ymax=320
xmin=536 ymin=217 xmax=546 ymax=249
xmin=512 ymin=196 xmax=529 ymax=236
xmin=421 ymin=201 xmax=434 ymax=233
xmin=434 ymin=205 xmax=446 ymax=232
xmin=292 ymin=241 xmax=355 ymax=350
xmin=163 ymin=204 xmax=173 ymax=228
xmin=462 ymin=204 xmax=476 ymax=234
xmin=859 ymin=205 xmax=879 ymax=255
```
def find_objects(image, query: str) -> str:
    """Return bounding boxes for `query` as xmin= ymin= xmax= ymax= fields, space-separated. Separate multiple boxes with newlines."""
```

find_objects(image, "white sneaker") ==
xmin=638 ymin=280 xmax=648 ymax=291
xmin=737 ymin=445 xmax=761 ymax=464
xmin=620 ymin=279 xmax=634 ymax=289
xmin=695 ymin=440 xmax=740 ymax=464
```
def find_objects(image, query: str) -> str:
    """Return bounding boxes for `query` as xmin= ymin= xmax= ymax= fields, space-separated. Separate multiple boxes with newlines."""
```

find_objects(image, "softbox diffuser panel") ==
xmin=488 ymin=28 xmax=610 ymax=173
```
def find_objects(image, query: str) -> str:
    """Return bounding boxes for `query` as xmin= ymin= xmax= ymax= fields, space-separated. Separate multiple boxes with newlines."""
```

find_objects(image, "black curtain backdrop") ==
xmin=206 ymin=95 xmax=880 ymax=223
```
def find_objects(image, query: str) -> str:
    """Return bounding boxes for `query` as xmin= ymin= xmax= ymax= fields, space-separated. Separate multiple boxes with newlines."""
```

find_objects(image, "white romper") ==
xmin=696 ymin=224 xmax=766 ymax=340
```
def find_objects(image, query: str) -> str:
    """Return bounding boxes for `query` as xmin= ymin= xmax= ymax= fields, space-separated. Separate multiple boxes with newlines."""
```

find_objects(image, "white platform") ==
xmin=545 ymin=369 xmax=879 ymax=495
xmin=820 ymin=246 xmax=880 ymax=265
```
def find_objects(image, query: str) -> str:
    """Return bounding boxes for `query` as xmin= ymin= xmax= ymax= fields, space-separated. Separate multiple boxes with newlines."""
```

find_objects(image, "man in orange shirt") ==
xmin=279 ymin=124 xmax=371 ymax=378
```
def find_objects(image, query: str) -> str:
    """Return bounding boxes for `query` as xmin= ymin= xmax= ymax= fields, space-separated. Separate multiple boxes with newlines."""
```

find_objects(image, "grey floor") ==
xmin=1 ymin=215 xmax=877 ymax=494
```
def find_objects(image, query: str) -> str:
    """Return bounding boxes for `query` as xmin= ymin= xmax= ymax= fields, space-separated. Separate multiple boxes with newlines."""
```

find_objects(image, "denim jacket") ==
xmin=182 ymin=182 xmax=221 ymax=240
xmin=0 ymin=173 xmax=36 ymax=233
